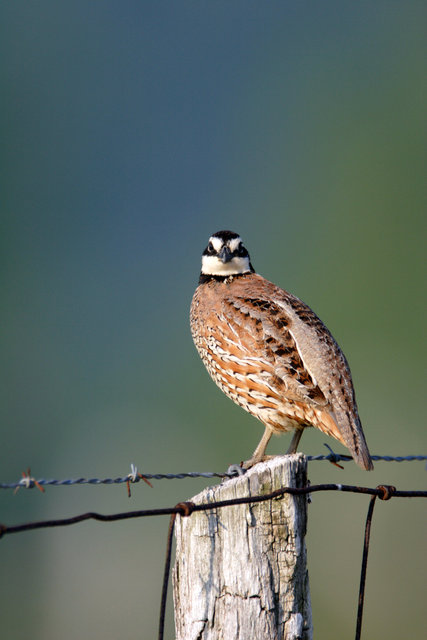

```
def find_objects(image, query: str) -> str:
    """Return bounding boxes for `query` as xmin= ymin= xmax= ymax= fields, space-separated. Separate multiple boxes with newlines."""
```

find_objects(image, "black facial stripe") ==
xmin=202 ymin=244 xmax=249 ymax=259
xmin=202 ymin=237 xmax=249 ymax=259
xmin=234 ymin=244 xmax=249 ymax=258
xmin=202 ymin=242 xmax=216 ymax=256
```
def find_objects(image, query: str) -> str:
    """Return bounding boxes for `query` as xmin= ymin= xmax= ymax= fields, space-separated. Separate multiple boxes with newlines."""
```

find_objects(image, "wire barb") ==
xmin=13 ymin=468 xmax=45 ymax=494
xmin=126 ymin=464 xmax=153 ymax=497
xmin=1 ymin=478 xmax=426 ymax=640
xmin=322 ymin=443 xmax=345 ymax=469
xmin=1 ymin=452 xmax=426 ymax=492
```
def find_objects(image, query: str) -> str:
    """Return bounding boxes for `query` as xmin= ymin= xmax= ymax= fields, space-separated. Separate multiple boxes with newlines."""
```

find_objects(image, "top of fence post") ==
xmin=172 ymin=453 xmax=312 ymax=640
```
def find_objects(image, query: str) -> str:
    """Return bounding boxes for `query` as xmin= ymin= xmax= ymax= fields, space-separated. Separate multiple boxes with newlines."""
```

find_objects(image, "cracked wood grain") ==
xmin=173 ymin=454 xmax=312 ymax=640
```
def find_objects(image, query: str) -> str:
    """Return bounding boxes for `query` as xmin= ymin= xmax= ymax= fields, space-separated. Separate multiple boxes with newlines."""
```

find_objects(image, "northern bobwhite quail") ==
xmin=190 ymin=230 xmax=373 ymax=470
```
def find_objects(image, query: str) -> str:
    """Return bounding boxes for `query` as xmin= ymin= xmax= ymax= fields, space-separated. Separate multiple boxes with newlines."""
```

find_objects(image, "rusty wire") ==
xmin=1 ymin=482 xmax=426 ymax=640
xmin=1 ymin=483 xmax=425 ymax=538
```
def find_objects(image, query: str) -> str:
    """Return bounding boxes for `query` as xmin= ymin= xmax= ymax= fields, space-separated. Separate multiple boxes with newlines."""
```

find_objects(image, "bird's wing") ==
xmin=221 ymin=294 xmax=329 ymax=407
xmin=267 ymin=284 xmax=373 ymax=470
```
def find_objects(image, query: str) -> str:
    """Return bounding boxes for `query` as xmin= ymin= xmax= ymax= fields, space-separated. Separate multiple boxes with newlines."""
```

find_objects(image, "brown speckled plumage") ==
xmin=190 ymin=231 xmax=373 ymax=470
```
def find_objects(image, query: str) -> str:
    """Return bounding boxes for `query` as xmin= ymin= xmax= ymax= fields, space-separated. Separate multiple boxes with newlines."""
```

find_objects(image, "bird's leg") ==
xmin=243 ymin=426 xmax=273 ymax=469
xmin=286 ymin=428 xmax=304 ymax=454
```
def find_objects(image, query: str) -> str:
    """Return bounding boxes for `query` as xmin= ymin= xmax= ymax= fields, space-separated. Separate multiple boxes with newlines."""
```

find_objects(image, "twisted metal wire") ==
xmin=1 ymin=481 xmax=426 ymax=640
xmin=1 ymin=451 xmax=425 ymax=491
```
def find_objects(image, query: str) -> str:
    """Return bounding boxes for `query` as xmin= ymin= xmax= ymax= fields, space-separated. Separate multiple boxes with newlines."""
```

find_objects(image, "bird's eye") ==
xmin=207 ymin=242 xmax=215 ymax=254
xmin=236 ymin=242 xmax=247 ymax=257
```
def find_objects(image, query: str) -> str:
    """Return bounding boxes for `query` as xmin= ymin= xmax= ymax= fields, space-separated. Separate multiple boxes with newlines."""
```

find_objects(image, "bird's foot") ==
xmin=242 ymin=454 xmax=277 ymax=470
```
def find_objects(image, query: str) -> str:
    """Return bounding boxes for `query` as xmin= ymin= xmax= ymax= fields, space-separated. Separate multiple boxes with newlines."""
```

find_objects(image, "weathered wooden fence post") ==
xmin=173 ymin=453 xmax=312 ymax=640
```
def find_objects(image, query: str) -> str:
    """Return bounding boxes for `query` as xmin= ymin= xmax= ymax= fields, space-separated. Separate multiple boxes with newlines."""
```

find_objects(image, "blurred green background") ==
xmin=1 ymin=2 xmax=426 ymax=639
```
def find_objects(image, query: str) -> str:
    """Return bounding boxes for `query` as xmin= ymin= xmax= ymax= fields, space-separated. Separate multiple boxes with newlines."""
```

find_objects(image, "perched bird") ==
xmin=190 ymin=230 xmax=373 ymax=470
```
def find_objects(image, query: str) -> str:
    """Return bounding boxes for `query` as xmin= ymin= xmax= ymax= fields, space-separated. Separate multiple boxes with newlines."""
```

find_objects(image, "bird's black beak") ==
xmin=218 ymin=246 xmax=233 ymax=263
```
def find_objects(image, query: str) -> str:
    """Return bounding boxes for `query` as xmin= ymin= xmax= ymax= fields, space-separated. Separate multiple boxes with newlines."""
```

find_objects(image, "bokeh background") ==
xmin=1 ymin=2 xmax=426 ymax=639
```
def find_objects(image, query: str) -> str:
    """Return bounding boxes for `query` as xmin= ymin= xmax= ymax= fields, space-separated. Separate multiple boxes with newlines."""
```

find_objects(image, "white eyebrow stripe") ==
xmin=228 ymin=237 xmax=242 ymax=251
xmin=210 ymin=236 xmax=223 ymax=251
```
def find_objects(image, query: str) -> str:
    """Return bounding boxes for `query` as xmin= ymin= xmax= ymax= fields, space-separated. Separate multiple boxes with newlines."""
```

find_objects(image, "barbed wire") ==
xmin=1 ymin=450 xmax=426 ymax=491
xmin=1 ymin=452 xmax=426 ymax=639
xmin=1 ymin=479 xmax=426 ymax=640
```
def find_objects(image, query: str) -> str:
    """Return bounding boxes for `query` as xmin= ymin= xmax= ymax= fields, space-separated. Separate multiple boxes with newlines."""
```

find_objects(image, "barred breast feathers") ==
xmin=191 ymin=272 xmax=373 ymax=470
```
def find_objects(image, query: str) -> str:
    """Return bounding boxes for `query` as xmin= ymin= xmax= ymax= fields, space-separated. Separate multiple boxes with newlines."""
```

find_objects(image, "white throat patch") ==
xmin=201 ymin=255 xmax=251 ymax=276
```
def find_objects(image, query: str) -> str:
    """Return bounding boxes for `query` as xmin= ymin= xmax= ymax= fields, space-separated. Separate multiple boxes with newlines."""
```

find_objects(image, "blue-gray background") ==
xmin=1 ymin=2 xmax=426 ymax=638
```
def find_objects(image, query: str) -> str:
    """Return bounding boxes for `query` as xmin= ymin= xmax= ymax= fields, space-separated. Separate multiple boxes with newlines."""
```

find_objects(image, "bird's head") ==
xmin=200 ymin=230 xmax=254 ymax=278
